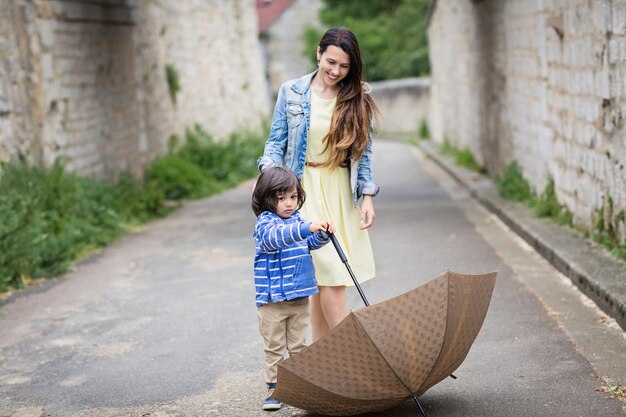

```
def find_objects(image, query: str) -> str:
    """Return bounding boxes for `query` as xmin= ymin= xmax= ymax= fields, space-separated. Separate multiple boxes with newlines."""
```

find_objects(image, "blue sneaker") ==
xmin=262 ymin=383 xmax=282 ymax=411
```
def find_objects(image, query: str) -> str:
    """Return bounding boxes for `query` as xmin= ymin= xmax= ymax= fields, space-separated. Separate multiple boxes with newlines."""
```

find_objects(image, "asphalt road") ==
xmin=1 ymin=140 xmax=624 ymax=417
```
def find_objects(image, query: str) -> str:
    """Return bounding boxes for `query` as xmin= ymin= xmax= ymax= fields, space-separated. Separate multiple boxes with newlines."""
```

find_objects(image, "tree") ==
xmin=301 ymin=0 xmax=430 ymax=81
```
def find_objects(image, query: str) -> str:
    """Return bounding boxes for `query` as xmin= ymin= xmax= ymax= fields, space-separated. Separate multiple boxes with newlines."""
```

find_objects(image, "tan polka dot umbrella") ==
xmin=274 ymin=234 xmax=497 ymax=416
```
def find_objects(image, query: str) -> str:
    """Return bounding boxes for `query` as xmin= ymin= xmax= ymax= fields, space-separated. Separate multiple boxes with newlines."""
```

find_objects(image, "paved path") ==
xmin=1 ymin=140 xmax=624 ymax=417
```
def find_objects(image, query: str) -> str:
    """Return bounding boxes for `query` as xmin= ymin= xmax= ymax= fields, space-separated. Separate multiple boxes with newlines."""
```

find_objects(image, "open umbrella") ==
xmin=274 ymin=233 xmax=497 ymax=416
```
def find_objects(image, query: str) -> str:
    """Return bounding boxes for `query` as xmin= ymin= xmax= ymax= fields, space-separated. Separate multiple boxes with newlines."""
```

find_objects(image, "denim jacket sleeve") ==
xmin=257 ymin=84 xmax=288 ymax=172
xmin=356 ymin=119 xmax=379 ymax=198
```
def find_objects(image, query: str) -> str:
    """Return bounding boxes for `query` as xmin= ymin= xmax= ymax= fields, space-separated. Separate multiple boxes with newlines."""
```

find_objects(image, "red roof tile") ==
xmin=256 ymin=0 xmax=296 ymax=33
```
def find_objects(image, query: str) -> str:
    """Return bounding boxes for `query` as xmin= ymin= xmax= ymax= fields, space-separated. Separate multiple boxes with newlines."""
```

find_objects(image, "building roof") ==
xmin=256 ymin=0 xmax=296 ymax=33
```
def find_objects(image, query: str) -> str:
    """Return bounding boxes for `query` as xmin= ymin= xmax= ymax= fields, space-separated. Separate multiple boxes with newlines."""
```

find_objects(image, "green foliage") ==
xmin=145 ymin=125 xmax=265 ymax=200
xmin=0 ymin=159 xmax=168 ymax=291
xmin=590 ymin=200 xmax=626 ymax=262
xmin=439 ymin=139 xmax=455 ymax=157
xmin=303 ymin=0 xmax=430 ymax=81
xmin=301 ymin=26 xmax=324 ymax=70
xmin=0 ymin=125 xmax=266 ymax=292
xmin=146 ymin=155 xmax=210 ymax=200
xmin=418 ymin=119 xmax=430 ymax=140
xmin=439 ymin=140 xmax=485 ymax=174
xmin=455 ymin=148 xmax=486 ymax=174
xmin=165 ymin=64 xmax=181 ymax=104
xmin=496 ymin=162 xmax=625 ymax=264
xmin=179 ymin=125 xmax=263 ymax=185
xmin=495 ymin=161 xmax=534 ymax=203
xmin=533 ymin=177 xmax=572 ymax=226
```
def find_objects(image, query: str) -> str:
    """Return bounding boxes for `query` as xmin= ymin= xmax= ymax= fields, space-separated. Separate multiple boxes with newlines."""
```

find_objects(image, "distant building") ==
xmin=256 ymin=0 xmax=321 ymax=98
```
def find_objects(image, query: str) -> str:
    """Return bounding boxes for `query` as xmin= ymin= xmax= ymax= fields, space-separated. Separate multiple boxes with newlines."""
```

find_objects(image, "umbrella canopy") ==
xmin=274 ymin=270 xmax=497 ymax=416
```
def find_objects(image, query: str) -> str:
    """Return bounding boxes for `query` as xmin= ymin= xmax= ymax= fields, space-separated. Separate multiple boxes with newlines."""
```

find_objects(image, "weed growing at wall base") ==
xmin=495 ymin=161 xmax=626 ymax=264
xmin=439 ymin=140 xmax=486 ymax=174
xmin=495 ymin=161 xmax=534 ymax=203
xmin=0 ymin=159 xmax=170 ymax=292
xmin=146 ymin=125 xmax=265 ymax=200
xmin=592 ymin=201 xmax=626 ymax=262
xmin=419 ymin=119 xmax=430 ymax=140
xmin=0 ymin=126 xmax=266 ymax=293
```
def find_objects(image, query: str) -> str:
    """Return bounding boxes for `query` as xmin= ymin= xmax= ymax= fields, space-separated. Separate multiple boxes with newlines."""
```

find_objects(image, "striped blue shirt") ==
xmin=253 ymin=210 xmax=329 ymax=306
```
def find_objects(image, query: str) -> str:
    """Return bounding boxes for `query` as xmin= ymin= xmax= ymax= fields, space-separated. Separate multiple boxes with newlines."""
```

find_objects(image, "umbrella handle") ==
xmin=320 ymin=231 xmax=370 ymax=307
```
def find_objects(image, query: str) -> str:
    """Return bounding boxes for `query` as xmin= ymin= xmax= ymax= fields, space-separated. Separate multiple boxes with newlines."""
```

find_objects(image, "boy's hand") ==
xmin=310 ymin=221 xmax=335 ymax=234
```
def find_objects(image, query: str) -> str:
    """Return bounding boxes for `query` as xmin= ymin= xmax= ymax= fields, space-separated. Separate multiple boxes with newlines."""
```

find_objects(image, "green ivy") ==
xmin=165 ymin=64 xmax=181 ymax=104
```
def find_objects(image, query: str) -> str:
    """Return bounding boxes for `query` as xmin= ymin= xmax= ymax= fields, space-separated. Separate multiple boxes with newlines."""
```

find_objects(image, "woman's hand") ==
xmin=359 ymin=196 xmax=376 ymax=230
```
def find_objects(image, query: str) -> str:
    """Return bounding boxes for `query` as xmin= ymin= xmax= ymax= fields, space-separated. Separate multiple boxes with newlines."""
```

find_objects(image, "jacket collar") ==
xmin=291 ymin=71 xmax=317 ymax=95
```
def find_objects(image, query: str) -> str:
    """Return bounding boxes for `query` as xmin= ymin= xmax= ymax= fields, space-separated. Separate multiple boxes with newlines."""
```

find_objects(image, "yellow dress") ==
xmin=300 ymin=91 xmax=376 ymax=287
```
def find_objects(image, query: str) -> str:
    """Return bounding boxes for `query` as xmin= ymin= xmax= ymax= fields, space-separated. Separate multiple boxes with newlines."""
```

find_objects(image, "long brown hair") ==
xmin=317 ymin=27 xmax=380 ymax=168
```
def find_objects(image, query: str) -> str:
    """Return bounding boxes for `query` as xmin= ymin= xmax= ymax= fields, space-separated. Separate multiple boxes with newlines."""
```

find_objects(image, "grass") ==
xmin=495 ymin=161 xmax=534 ymax=203
xmin=495 ymin=161 xmax=626 ymax=264
xmin=0 ymin=125 xmax=266 ymax=293
xmin=439 ymin=140 xmax=486 ymax=174
xmin=0 ymin=160 xmax=170 ymax=291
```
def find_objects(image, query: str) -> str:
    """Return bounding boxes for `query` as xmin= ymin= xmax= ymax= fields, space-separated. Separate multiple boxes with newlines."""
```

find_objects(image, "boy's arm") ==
xmin=307 ymin=232 xmax=331 ymax=250
xmin=256 ymin=215 xmax=312 ymax=252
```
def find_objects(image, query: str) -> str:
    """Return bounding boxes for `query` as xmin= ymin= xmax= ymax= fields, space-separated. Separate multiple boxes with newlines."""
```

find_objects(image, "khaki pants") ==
xmin=257 ymin=298 xmax=310 ymax=384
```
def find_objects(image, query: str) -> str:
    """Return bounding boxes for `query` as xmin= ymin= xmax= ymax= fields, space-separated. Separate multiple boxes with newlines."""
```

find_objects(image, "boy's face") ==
xmin=275 ymin=187 xmax=299 ymax=219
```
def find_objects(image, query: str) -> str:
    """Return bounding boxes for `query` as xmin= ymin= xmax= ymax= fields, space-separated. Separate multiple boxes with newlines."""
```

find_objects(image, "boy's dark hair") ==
xmin=252 ymin=167 xmax=306 ymax=216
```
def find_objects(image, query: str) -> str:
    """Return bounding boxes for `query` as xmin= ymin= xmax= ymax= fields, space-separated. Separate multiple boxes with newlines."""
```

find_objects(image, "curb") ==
xmin=417 ymin=140 xmax=626 ymax=331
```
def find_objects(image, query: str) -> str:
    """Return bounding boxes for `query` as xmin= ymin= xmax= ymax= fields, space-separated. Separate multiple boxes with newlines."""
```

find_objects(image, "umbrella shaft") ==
xmin=343 ymin=260 xmax=370 ymax=306
xmin=413 ymin=396 xmax=428 ymax=417
xmin=328 ymin=233 xmax=370 ymax=306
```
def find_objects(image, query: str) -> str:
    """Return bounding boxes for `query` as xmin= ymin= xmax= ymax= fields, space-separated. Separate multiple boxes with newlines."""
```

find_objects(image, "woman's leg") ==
xmin=312 ymin=285 xmax=350 ymax=341
xmin=310 ymin=292 xmax=329 ymax=342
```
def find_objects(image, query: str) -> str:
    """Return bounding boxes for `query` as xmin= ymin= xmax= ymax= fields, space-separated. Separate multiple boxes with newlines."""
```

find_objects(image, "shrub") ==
xmin=495 ymin=161 xmax=534 ymax=203
xmin=0 ymin=159 xmax=170 ymax=291
xmin=149 ymin=125 xmax=265 ymax=199
xmin=533 ymin=177 xmax=572 ymax=226
xmin=1 ymin=125 xmax=266 ymax=292
xmin=145 ymin=154 xmax=211 ymax=200
xmin=0 ymin=160 xmax=125 ymax=290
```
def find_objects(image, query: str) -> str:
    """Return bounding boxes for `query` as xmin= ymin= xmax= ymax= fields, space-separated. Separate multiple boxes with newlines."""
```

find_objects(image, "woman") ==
xmin=257 ymin=27 xmax=379 ymax=341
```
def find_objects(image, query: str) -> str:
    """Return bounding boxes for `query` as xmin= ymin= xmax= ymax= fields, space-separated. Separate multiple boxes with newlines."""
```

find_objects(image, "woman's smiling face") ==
xmin=317 ymin=45 xmax=350 ymax=88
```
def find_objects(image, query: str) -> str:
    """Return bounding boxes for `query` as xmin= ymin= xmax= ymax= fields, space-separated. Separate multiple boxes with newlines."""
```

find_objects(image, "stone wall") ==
xmin=428 ymin=0 xmax=626 ymax=239
xmin=0 ymin=0 xmax=269 ymax=178
xmin=370 ymin=78 xmax=430 ymax=135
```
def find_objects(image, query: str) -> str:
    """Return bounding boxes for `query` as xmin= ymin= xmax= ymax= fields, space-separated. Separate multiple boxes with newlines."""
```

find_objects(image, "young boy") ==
xmin=252 ymin=167 xmax=334 ymax=410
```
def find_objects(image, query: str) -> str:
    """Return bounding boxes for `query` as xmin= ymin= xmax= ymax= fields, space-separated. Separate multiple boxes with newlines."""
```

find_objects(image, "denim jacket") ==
xmin=257 ymin=71 xmax=379 ymax=205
